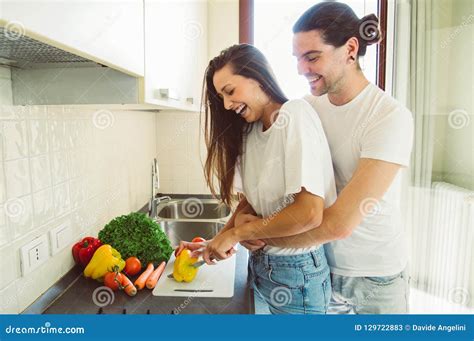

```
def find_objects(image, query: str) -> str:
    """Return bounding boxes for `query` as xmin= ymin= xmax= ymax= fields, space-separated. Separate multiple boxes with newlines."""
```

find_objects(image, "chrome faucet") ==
xmin=148 ymin=158 xmax=171 ymax=217
xmin=149 ymin=195 xmax=171 ymax=218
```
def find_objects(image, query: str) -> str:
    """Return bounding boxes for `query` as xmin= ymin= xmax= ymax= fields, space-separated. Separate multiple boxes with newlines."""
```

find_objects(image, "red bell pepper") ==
xmin=72 ymin=237 xmax=102 ymax=268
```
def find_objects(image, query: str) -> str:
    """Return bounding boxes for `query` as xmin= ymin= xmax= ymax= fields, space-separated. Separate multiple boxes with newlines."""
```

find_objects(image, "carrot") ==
xmin=120 ymin=273 xmax=137 ymax=296
xmin=146 ymin=261 xmax=166 ymax=289
xmin=134 ymin=263 xmax=154 ymax=290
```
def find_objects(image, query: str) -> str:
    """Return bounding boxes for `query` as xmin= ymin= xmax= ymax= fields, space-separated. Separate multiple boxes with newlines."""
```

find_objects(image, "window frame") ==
xmin=239 ymin=0 xmax=388 ymax=90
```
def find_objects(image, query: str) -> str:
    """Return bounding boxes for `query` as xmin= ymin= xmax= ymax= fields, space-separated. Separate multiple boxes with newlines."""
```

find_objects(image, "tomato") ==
xmin=104 ymin=271 xmax=123 ymax=291
xmin=124 ymin=257 xmax=142 ymax=276
xmin=192 ymin=237 xmax=206 ymax=243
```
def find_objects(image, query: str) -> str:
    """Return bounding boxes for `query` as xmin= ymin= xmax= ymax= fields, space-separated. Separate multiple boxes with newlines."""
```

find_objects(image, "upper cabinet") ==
xmin=143 ymin=0 xmax=208 ymax=111
xmin=0 ymin=0 xmax=145 ymax=77
xmin=0 ymin=0 xmax=209 ymax=111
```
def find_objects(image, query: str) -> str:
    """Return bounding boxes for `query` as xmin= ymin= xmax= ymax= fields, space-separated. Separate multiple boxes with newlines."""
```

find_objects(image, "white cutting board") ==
xmin=152 ymin=252 xmax=236 ymax=298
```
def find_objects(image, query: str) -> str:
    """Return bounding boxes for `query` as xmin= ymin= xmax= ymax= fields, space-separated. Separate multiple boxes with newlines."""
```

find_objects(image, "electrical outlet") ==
xmin=20 ymin=234 xmax=49 ymax=276
xmin=49 ymin=222 xmax=72 ymax=255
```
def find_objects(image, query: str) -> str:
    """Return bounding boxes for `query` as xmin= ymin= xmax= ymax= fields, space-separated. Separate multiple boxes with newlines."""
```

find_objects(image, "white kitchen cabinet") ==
xmin=0 ymin=0 xmax=144 ymax=77
xmin=1 ymin=0 xmax=208 ymax=111
xmin=143 ymin=0 xmax=208 ymax=111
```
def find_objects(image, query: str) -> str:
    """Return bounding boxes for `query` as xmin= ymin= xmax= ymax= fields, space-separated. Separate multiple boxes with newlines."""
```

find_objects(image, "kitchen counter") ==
xmin=25 ymin=195 xmax=255 ymax=314
xmin=40 ymin=246 xmax=253 ymax=314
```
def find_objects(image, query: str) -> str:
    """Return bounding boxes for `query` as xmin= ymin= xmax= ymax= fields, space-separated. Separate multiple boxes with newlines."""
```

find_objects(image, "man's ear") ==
xmin=345 ymin=37 xmax=360 ymax=64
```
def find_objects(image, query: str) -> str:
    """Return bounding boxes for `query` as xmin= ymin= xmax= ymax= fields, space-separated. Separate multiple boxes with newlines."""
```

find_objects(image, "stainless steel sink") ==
xmin=155 ymin=199 xmax=231 ymax=221
xmin=153 ymin=197 xmax=236 ymax=296
xmin=158 ymin=220 xmax=225 ymax=247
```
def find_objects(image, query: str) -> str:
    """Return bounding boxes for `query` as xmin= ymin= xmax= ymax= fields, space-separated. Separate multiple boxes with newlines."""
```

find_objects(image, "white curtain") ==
xmin=392 ymin=0 xmax=473 ymax=313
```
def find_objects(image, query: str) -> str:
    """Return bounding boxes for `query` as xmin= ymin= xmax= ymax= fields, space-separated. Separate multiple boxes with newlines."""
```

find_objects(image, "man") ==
xmin=252 ymin=2 xmax=413 ymax=314
xmin=181 ymin=2 xmax=413 ymax=314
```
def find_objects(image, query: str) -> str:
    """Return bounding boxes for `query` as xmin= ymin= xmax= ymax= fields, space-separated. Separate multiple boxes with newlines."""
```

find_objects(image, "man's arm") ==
xmin=203 ymin=188 xmax=324 ymax=261
xmin=230 ymin=188 xmax=324 ymax=241
xmin=264 ymin=158 xmax=402 ymax=248
xmin=217 ymin=195 xmax=253 ymax=235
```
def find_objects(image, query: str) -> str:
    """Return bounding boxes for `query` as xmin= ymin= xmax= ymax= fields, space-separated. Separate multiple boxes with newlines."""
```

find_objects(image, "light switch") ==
xmin=20 ymin=234 xmax=49 ymax=276
xmin=49 ymin=222 xmax=72 ymax=255
xmin=28 ymin=247 xmax=38 ymax=265
xmin=57 ymin=228 xmax=69 ymax=249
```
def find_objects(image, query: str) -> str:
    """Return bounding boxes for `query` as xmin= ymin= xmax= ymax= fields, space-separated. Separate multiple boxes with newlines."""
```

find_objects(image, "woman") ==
xmin=178 ymin=44 xmax=337 ymax=314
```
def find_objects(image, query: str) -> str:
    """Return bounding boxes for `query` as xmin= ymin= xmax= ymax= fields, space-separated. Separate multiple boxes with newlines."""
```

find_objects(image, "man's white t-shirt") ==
xmin=305 ymin=83 xmax=414 ymax=277
xmin=239 ymin=99 xmax=337 ymax=255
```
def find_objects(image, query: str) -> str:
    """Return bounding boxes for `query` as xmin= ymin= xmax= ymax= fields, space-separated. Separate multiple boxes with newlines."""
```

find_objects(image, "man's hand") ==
xmin=234 ymin=211 xmax=260 ymax=227
xmin=240 ymin=239 xmax=266 ymax=251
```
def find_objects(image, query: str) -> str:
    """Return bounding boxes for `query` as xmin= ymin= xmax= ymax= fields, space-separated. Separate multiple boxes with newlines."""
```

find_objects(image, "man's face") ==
xmin=293 ymin=30 xmax=347 ymax=96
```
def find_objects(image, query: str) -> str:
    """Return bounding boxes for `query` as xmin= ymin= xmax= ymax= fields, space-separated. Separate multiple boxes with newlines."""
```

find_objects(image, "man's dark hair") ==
xmin=293 ymin=2 xmax=381 ymax=57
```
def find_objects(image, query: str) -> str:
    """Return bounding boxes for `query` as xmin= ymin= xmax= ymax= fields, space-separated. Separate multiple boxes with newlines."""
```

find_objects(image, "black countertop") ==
xmin=25 ymin=195 xmax=255 ymax=314
xmin=41 ymin=246 xmax=253 ymax=314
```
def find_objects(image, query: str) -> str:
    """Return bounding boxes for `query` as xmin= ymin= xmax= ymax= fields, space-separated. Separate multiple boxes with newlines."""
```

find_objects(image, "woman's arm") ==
xmin=202 ymin=188 xmax=323 ymax=261
xmin=174 ymin=195 xmax=252 ymax=257
xmin=216 ymin=195 xmax=254 ymax=235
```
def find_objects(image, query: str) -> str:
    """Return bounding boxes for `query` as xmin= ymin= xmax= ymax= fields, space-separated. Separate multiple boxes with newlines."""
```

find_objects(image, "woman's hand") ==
xmin=203 ymin=231 xmax=237 ymax=264
xmin=174 ymin=240 xmax=207 ymax=258
xmin=234 ymin=211 xmax=266 ymax=251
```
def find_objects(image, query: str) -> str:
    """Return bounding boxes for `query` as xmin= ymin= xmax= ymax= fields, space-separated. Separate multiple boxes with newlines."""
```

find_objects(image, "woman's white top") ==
xmin=238 ymin=99 xmax=337 ymax=255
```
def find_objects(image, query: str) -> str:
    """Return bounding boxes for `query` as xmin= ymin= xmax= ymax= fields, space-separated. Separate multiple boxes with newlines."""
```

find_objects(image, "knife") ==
xmin=174 ymin=289 xmax=213 ymax=292
xmin=191 ymin=260 xmax=206 ymax=268
xmin=166 ymin=260 xmax=207 ymax=279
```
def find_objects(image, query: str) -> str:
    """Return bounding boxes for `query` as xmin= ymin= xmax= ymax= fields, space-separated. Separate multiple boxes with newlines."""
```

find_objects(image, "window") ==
xmin=244 ymin=0 xmax=383 ymax=98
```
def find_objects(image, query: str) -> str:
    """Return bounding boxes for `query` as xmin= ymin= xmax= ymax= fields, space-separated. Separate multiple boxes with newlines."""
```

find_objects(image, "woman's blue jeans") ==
xmin=249 ymin=246 xmax=331 ymax=314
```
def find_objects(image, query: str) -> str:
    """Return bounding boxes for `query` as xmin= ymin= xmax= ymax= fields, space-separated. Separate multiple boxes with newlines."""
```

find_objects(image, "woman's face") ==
xmin=212 ymin=64 xmax=269 ymax=123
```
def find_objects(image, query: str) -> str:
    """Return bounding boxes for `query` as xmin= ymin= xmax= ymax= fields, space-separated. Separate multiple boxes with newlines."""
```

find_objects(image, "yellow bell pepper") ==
xmin=83 ymin=244 xmax=125 ymax=282
xmin=173 ymin=249 xmax=199 ymax=282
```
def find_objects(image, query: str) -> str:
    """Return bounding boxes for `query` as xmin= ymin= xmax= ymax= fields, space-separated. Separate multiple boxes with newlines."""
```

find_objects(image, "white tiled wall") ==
xmin=0 ymin=67 xmax=13 ymax=105
xmin=156 ymin=111 xmax=210 ymax=195
xmin=0 ymin=105 xmax=157 ymax=313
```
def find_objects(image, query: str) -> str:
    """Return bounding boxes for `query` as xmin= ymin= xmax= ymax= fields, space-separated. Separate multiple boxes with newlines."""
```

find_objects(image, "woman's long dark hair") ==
xmin=202 ymin=44 xmax=287 ymax=206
